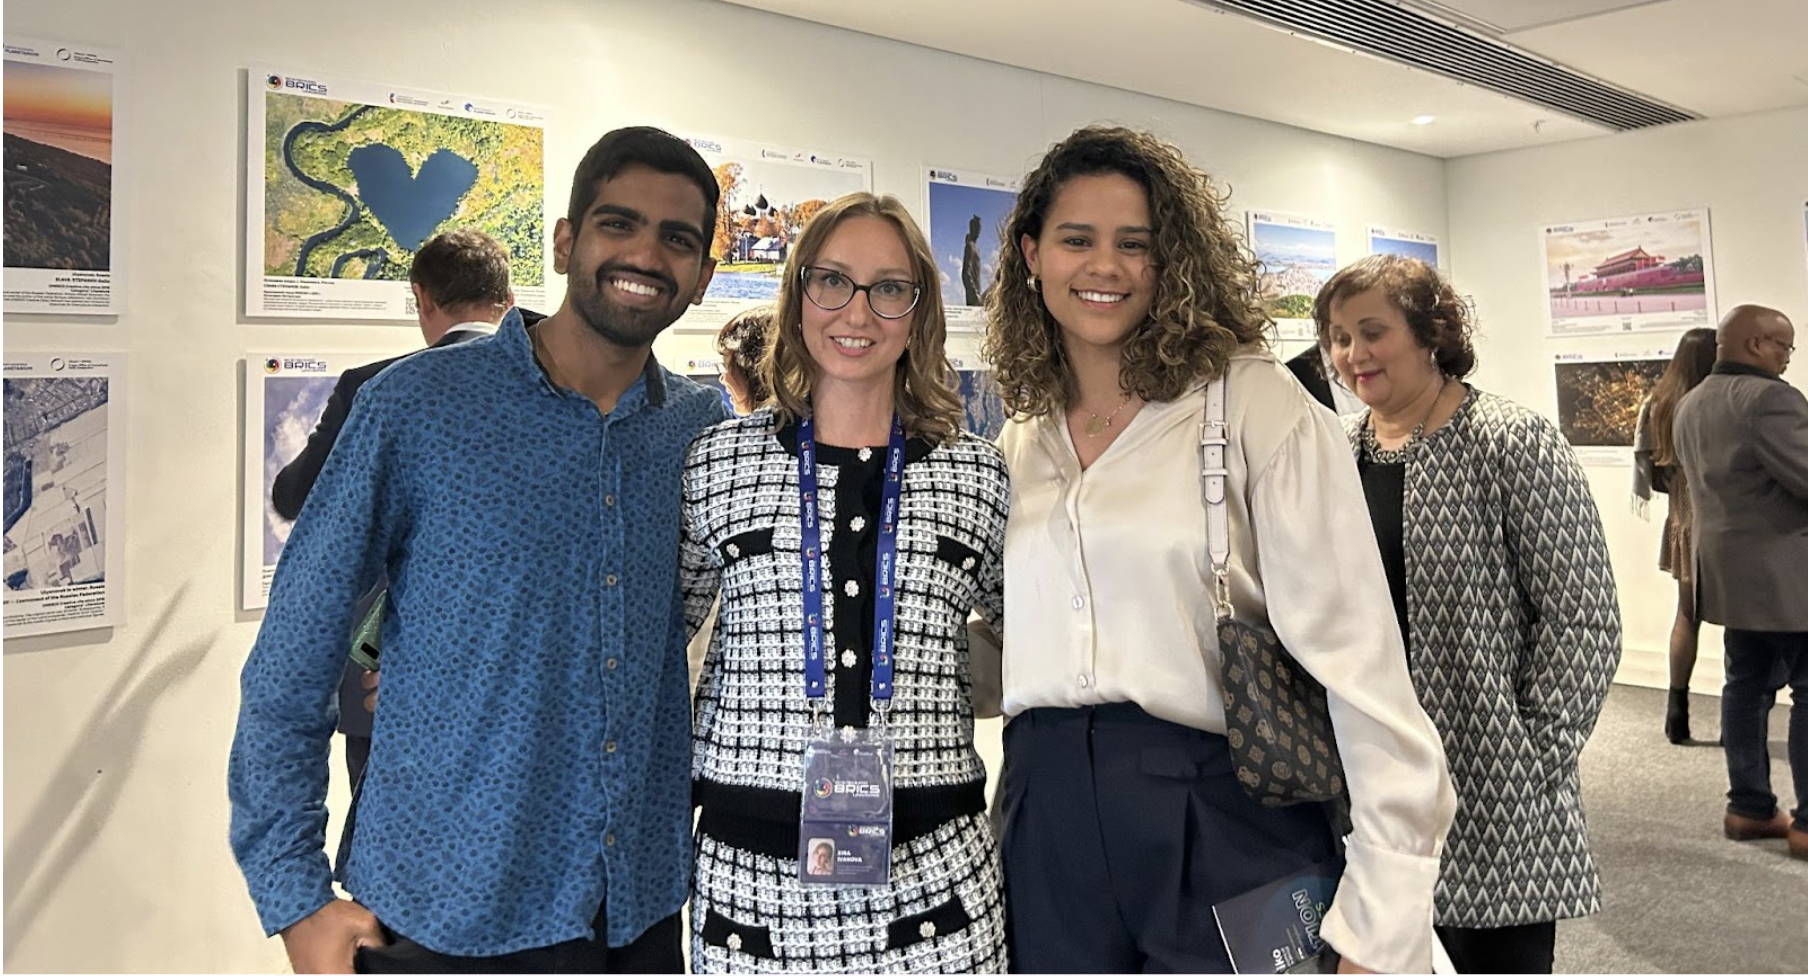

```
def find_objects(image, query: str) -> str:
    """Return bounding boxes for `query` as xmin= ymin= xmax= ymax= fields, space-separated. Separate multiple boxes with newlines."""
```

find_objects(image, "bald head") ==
xmin=1717 ymin=303 xmax=1794 ymax=376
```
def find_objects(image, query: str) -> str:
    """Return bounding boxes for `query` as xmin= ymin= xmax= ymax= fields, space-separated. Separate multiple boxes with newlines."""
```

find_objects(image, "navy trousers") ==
xmin=1000 ymin=704 xmax=1340 ymax=974
xmin=1722 ymin=628 xmax=1808 ymax=829
xmin=355 ymin=909 xmax=682 ymax=974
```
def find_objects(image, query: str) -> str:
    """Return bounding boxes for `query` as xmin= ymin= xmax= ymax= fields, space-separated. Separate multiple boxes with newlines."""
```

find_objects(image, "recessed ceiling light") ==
xmin=1411 ymin=115 xmax=1437 ymax=125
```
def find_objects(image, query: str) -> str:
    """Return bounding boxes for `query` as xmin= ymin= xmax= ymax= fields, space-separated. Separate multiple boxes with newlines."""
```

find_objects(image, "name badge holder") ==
xmin=796 ymin=414 xmax=904 ymax=887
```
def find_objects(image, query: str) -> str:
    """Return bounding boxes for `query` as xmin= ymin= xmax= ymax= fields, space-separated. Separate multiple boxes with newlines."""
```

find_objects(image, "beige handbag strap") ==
xmin=1200 ymin=376 xmax=1232 ymax=621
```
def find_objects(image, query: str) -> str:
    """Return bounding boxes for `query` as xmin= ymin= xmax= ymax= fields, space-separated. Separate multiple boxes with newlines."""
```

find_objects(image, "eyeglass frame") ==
xmin=798 ymin=266 xmax=923 ymax=321
xmin=1761 ymin=334 xmax=1796 ymax=353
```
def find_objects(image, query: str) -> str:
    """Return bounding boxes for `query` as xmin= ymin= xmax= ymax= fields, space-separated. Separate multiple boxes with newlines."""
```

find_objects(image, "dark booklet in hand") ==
xmin=1212 ymin=862 xmax=1340 ymax=974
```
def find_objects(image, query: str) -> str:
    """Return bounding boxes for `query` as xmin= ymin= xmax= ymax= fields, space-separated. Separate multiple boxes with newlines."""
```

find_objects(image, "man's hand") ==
xmin=362 ymin=669 xmax=380 ymax=714
xmin=279 ymin=899 xmax=384 ymax=974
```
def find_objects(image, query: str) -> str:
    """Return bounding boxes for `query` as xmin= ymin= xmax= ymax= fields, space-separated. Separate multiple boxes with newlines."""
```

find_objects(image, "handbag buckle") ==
xmin=1212 ymin=568 xmax=1234 ymax=621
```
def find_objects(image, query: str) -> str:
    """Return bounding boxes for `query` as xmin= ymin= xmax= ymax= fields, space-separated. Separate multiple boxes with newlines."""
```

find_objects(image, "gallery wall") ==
xmin=1447 ymin=105 xmax=1808 ymax=694
xmin=1 ymin=0 xmax=1451 ymax=970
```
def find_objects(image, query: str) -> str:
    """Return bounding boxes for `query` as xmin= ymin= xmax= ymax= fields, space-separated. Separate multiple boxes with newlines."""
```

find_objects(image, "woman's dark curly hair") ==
xmin=982 ymin=126 xmax=1270 ymax=417
xmin=1311 ymin=255 xmax=1477 ymax=379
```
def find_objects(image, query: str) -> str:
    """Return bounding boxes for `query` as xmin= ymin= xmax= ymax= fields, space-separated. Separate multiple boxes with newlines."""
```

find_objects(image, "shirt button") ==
xmin=606 ymin=657 xmax=619 ymax=670
xmin=605 ymin=574 xmax=618 ymax=587
xmin=605 ymin=832 xmax=616 ymax=847
xmin=1078 ymin=675 xmax=1090 ymax=689
xmin=1071 ymin=596 xmax=1085 ymax=610
xmin=604 ymin=494 xmax=617 ymax=507
xmin=605 ymin=740 xmax=618 ymax=754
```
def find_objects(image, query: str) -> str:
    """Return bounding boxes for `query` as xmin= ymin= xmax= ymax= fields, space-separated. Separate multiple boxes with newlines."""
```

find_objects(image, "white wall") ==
xmin=1448 ymin=106 xmax=1808 ymax=693
xmin=0 ymin=0 xmax=1451 ymax=970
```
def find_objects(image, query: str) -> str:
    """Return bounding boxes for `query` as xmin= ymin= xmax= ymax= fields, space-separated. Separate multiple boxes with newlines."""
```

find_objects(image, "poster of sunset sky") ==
xmin=3 ymin=38 xmax=117 ymax=313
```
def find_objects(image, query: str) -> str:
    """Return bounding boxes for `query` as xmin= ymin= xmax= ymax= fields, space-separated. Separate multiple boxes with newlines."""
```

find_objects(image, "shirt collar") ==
xmin=1712 ymin=361 xmax=1780 ymax=381
xmin=505 ymin=308 xmax=669 ymax=411
xmin=445 ymin=319 xmax=500 ymax=338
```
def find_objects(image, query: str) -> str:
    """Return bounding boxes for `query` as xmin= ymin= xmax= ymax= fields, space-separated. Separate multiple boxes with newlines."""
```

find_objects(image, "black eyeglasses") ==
xmin=800 ymin=266 xmax=921 ymax=320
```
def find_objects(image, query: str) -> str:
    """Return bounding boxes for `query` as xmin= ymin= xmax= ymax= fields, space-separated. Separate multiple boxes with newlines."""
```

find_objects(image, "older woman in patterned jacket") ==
xmin=1314 ymin=255 xmax=1622 ymax=975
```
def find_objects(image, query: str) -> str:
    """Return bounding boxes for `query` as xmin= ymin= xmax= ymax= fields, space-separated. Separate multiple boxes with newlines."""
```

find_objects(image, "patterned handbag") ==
xmin=1201 ymin=377 xmax=1349 ymax=813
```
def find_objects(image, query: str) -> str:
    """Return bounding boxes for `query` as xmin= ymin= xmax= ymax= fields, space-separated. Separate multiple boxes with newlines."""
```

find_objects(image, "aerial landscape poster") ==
xmin=674 ymin=133 xmax=871 ymax=332
xmin=247 ymin=68 xmax=546 ymax=320
xmin=4 ymin=352 xmax=125 ymax=636
xmin=1367 ymin=225 xmax=1441 ymax=268
xmin=3 ymin=38 xmax=118 ymax=315
xmin=1541 ymin=209 xmax=1715 ymax=337
xmin=241 ymin=352 xmax=384 ymax=610
xmin=925 ymin=167 xmax=1019 ymax=331
xmin=1248 ymin=211 xmax=1338 ymax=342
xmin=1551 ymin=350 xmax=1671 ymax=465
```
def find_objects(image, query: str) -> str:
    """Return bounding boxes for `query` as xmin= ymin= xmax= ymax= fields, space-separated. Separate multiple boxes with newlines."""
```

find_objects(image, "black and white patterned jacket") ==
xmin=681 ymin=410 xmax=1009 ymax=848
xmin=1344 ymin=388 xmax=1622 ymax=928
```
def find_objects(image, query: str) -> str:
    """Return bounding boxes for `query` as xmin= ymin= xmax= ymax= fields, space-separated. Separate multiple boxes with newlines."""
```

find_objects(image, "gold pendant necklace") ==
xmin=1082 ymin=395 xmax=1131 ymax=437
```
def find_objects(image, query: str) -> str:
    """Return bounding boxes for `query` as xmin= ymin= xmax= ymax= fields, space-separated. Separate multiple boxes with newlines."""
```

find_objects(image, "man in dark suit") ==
xmin=270 ymin=228 xmax=538 ymax=796
xmin=1672 ymin=303 xmax=1808 ymax=859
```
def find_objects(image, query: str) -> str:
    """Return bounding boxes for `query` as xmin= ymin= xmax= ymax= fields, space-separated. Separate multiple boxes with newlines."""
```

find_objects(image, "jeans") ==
xmin=1721 ymin=628 xmax=1808 ymax=829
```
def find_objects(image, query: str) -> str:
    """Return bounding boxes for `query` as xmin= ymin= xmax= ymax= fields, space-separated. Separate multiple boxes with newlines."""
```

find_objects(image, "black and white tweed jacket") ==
xmin=681 ymin=410 xmax=1009 ymax=837
xmin=1345 ymin=387 xmax=1622 ymax=928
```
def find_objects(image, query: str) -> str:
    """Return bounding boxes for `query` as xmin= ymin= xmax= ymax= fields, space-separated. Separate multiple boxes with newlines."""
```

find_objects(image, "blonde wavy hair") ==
xmin=983 ymin=126 xmax=1271 ymax=417
xmin=763 ymin=192 xmax=963 ymax=442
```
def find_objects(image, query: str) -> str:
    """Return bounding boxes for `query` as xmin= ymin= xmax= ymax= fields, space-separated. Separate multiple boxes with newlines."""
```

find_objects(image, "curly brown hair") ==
xmin=716 ymin=303 xmax=775 ymax=409
xmin=763 ymin=193 xmax=963 ymax=442
xmin=1311 ymin=255 xmax=1477 ymax=379
xmin=982 ymin=126 xmax=1270 ymax=417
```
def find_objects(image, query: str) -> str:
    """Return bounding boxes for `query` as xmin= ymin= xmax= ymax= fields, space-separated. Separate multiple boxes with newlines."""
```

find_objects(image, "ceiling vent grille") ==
xmin=1186 ymin=0 xmax=1699 ymax=130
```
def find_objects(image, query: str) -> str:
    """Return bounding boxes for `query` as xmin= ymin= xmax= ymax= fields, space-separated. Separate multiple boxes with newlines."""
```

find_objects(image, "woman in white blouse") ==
xmin=977 ymin=126 xmax=1456 ymax=974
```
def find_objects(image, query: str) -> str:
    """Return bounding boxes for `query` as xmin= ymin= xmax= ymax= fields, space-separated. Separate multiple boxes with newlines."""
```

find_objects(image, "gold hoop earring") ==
xmin=1029 ymin=275 xmax=1040 ymax=293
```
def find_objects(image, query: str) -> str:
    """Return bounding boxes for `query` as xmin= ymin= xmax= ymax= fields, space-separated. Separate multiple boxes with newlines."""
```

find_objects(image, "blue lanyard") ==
xmin=799 ymin=414 xmax=905 ymax=705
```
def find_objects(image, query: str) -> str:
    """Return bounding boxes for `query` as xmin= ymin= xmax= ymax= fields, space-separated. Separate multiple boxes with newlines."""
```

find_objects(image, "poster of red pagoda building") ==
xmin=1541 ymin=209 xmax=1716 ymax=337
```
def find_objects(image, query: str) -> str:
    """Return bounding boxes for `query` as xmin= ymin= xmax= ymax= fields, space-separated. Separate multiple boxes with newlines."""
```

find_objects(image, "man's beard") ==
xmin=571 ymin=262 xmax=687 ymax=348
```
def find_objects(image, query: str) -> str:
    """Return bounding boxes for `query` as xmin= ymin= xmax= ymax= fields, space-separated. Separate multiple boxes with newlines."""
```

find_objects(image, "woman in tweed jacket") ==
xmin=681 ymin=193 xmax=1009 ymax=973
xmin=1313 ymin=255 xmax=1622 ymax=974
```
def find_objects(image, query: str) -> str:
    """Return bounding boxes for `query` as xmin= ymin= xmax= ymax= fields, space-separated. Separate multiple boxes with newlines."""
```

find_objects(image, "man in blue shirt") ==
xmin=230 ymin=127 xmax=729 ymax=973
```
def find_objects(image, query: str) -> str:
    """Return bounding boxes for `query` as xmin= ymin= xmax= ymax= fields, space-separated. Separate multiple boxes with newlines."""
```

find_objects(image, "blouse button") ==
xmin=1078 ymin=675 xmax=1091 ymax=689
xmin=1070 ymin=595 xmax=1085 ymax=610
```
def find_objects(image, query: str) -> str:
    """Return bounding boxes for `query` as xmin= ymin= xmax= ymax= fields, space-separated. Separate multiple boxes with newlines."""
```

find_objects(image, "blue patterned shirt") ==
xmin=229 ymin=309 xmax=730 ymax=955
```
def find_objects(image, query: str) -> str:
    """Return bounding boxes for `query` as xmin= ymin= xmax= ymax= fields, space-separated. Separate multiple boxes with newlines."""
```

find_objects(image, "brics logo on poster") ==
xmin=813 ymin=778 xmax=835 ymax=799
xmin=267 ymin=357 xmax=329 ymax=374
xmin=267 ymin=74 xmax=329 ymax=95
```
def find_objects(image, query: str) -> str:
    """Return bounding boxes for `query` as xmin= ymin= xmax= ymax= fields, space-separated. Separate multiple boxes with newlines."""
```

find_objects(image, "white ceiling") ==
xmin=715 ymin=0 xmax=1808 ymax=158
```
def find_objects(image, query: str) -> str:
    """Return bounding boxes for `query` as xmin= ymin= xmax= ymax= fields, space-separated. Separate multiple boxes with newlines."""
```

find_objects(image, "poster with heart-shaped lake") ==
xmin=247 ymin=68 xmax=546 ymax=320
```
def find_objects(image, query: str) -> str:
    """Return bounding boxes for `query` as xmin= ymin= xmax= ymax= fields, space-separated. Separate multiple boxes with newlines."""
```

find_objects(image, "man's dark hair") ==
xmin=566 ymin=126 xmax=719 ymax=242
xmin=409 ymin=229 xmax=511 ymax=310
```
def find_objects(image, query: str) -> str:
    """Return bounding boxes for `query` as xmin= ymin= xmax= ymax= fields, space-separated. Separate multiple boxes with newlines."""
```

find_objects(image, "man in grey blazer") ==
xmin=1673 ymin=303 xmax=1808 ymax=859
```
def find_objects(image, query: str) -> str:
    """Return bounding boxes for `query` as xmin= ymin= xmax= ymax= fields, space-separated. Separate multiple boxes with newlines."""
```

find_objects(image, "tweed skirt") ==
xmin=690 ymin=811 xmax=1006 ymax=973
